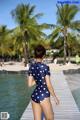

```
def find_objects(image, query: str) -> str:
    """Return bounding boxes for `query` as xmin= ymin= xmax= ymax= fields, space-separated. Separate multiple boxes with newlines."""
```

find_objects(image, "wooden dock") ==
xmin=20 ymin=68 xmax=80 ymax=120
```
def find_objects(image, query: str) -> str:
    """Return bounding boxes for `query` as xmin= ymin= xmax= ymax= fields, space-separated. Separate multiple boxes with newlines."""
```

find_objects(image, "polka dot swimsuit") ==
xmin=28 ymin=62 xmax=51 ymax=103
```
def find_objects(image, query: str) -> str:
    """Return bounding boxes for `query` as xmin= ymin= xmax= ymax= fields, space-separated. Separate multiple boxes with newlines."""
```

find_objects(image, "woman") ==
xmin=28 ymin=45 xmax=59 ymax=120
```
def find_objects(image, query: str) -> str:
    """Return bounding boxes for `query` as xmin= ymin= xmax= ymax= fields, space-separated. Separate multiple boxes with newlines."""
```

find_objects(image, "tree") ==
xmin=0 ymin=26 xmax=11 ymax=61
xmin=11 ymin=3 xmax=51 ymax=66
xmin=49 ymin=4 xmax=80 ymax=64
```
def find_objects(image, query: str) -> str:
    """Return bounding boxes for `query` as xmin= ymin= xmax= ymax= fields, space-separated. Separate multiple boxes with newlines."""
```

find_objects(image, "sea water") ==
xmin=65 ymin=73 xmax=80 ymax=111
xmin=0 ymin=73 xmax=33 ymax=120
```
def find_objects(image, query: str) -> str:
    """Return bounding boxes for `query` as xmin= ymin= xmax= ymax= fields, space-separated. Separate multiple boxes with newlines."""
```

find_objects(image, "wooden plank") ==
xmin=20 ymin=69 xmax=80 ymax=120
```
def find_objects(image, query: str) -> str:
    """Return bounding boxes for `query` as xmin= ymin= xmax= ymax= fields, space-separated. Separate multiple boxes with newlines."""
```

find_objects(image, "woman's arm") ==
xmin=28 ymin=76 xmax=36 ymax=87
xmin=45 ymin=75 xmax=59 ymax=105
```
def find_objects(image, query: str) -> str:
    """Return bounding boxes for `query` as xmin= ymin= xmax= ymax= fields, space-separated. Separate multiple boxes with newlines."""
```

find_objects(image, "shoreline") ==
xmin=0 ymin=62 xmax=80 ymax=73
xmin=63 ymin=68 xmax=80 ymax=74
xmin=0 ymin=62 xmax=28 ymax=73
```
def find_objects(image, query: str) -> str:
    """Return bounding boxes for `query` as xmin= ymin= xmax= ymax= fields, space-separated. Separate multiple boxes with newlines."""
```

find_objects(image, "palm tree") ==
xmin=49 ymin=4 xmax=80 ymax=64
xmin=67 ymin=33 xmax=80 ymax=62
xmin=0 ymin=26 xmax=9 ymax=62
xmin=11 ymin=3 xmax=51 ymax=66
xmin=0 ymin=25 xmax=17 ymax=62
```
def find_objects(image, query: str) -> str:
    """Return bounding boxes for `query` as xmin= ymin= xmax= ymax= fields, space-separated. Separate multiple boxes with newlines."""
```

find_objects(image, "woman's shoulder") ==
xmin=29 ymin=63 xmax=35 ymax=69
xmin=30 ymin=62 xmax=49 ymax=68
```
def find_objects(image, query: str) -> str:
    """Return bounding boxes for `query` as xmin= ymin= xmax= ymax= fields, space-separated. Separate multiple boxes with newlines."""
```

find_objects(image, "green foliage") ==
xmin=0 ymin=3 xmax=80 ymax=61
xmin=49 ymin=4 xmax=80 ymax=62
xmin=56 ymin=4 xmax=79 ymax=27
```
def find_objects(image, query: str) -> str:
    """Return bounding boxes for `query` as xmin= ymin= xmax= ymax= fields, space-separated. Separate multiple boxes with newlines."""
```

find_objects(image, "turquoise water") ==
xmin=0 ymin=73 xmax=34 ymax=120
xmin=72 ymin=88 xmax=80 ymax=111
xmin=65 ymin=73 xmax=80 ymax=111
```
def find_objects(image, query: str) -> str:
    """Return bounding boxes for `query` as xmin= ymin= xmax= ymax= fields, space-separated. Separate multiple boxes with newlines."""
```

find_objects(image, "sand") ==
xmin=49 ymin=62 xmax=80 ymax=72
xmin=0 ymin=62 xmax=28 ymax=71
xmin=0 ymin=61 xmax=80 ymax=72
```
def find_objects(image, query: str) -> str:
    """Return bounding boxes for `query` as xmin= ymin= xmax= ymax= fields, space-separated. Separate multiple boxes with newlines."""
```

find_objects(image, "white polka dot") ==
xmin=43 ymin=82 xmax=46 ymax=85
xmin=36 ymin=93 xmax=38 ymax=95
xmin=33 ymin=74 xmax=35 ymax=76
xmin=38 ymin=87 xmax=40 ymax=89
xmin=32 ymin=95 xmax=34 ymax=97
xmin=40 ymin=80 xmax=41 ymax=81
xmin=41 ymin=85 xmax=43 ymax=87
xmin=40 ymin=90 xmax=42 ymax=92
xmin=37 ymin=96 xmax=39 ymax=99
xmin=46 ymin=91 xmax=49 ymax=93
xmin=35 ymin=99 xmax=37 ymax=101
xmin=37 ymin=67 xmax=39 ymax=69
xmin=45 ymin=69 xmax=47 ymax=71
xmin=40 ymin=71 xmax=42 ymax=73
xmin=43 ymin=88 xmax=46 ymax=90
xmin=41 ymin=94 xmax=44 ymax=96
xmin=41 ymin=65 xmax=44 ymax=67
xmin=38 ymin=74 xmax=40 ymax=76
xmin=32 ymin=67 xmax=34 ymax=69
xmin=42 ymin=77 xmax=44 ymax=79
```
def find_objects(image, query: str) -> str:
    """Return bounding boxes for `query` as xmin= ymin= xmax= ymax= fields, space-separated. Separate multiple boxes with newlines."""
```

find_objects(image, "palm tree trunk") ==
xmin=63 ymin=29 xmax=67 ymax=64
xmin=64 ymin=36 xmax=67 ymax=64
xmin=23 ymin=31 xmax=29 ymax=66
xmin=23 ymin=44 xmax=28 ymax=66
xmin=68 ymin=49 xmax=71 ymax=63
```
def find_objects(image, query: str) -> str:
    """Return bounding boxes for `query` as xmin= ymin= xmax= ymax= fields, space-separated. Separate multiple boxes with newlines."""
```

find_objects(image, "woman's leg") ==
xmin=31 ymin=100 xmax=42 ymax=120
xmin=40 ymin=97 xmax=54 ymax=120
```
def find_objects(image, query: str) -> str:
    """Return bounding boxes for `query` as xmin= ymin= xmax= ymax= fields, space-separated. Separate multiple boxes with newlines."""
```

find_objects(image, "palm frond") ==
xmin=29 ymin=5 xmax=35 ymax=15
xmin=68 ymin=5 xmax=79 ymax=21
xmin=56 ymin=4 xmax=79 ymax=26
xmin=32 ymin=13 xmax=44 ymax=19
xmin=48 ymin=27 xmax=61 ymax=41
xmin=70 ymin=20 xmax=80 ymax=31
xmin=36 ymin=23 xmax=55 ymax=31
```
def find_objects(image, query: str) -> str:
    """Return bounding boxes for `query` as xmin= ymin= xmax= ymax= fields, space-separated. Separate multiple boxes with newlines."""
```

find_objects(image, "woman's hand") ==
xmin=54 ymin=96 xmax=60 ymax=105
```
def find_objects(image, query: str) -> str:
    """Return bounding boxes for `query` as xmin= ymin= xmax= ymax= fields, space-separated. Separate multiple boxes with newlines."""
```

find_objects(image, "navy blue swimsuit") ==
xmin=28 ymin=62 xmax=51 ymax=103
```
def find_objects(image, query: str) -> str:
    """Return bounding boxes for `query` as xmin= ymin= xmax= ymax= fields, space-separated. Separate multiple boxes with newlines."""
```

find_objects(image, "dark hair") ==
xmin=34 ymin=45 xmax=46 ymax=58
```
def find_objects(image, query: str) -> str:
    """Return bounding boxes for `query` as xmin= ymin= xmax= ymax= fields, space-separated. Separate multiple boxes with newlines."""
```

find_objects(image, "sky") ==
xmin=0 ymin=0 xmax=80 ymax=30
